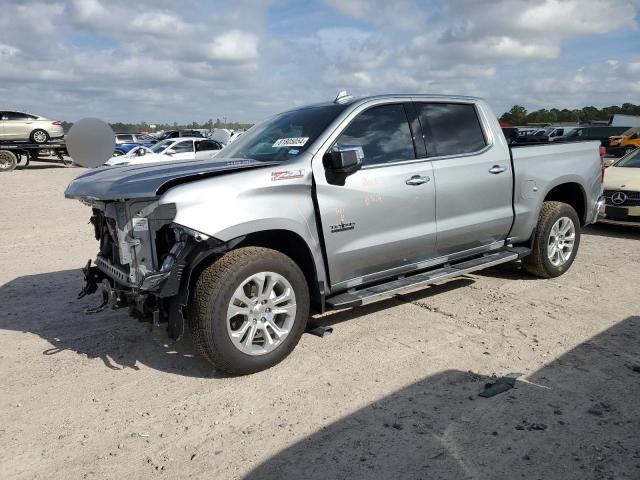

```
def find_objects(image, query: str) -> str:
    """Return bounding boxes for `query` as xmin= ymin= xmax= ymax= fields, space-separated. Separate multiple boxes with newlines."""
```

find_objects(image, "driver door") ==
xmin=312 ymin=102 xmax=437 ymax=290
xmin=167 ymin=140 xmax=196 ymax=161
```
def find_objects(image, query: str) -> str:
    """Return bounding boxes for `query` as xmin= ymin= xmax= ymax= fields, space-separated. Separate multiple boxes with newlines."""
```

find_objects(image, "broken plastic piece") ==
xmin=479 ymin=373 xmax=522 ymax=398
xmin=305 ymin=322 xmax=333 ymax=338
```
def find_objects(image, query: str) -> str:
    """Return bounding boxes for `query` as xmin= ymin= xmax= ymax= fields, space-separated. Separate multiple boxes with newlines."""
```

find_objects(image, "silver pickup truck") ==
xmin=65 ymin=93 xmax=604 ymax=374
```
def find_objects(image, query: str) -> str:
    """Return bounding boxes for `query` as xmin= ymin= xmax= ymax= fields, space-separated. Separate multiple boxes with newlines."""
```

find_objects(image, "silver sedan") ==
xmin=0 ymin=110 xmax=64 ymax=143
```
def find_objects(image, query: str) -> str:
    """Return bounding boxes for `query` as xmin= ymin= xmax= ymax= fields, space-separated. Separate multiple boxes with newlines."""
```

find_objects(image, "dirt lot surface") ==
xmin=1 ymin=163 xmax=639 ymax=480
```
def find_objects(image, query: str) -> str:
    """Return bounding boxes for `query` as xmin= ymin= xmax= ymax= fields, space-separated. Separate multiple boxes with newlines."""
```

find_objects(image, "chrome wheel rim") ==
xmin=226 ymin=272 xmax=296 ymax=356
xmin=547 ymin=216 xmax=575 ymax=267
xmin=33 ymin=131 xmax=46 ymax=143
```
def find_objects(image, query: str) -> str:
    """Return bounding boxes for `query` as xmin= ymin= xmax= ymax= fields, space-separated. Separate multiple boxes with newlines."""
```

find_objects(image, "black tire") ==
xmin=30 ymin=129 xmax=49 ymax=144
xmin=0 ymin=150 xmax=17 ymax=172
xmin=187 ymin=247 xmax=310 ymax=375
xmin=522 ymin=201 xmax=581 ymax=278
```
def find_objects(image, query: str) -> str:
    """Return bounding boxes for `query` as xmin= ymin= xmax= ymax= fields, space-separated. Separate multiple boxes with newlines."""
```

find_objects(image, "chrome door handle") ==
xmin=405 ymin=175 xmax=430 ymax=186
xmin=489 ymin=165 xmax=507 ymax=174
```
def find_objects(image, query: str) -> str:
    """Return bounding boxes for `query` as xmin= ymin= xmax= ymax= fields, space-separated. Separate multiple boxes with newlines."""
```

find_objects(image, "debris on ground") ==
xmin=479 ymin=373 xmax=522 ymax=398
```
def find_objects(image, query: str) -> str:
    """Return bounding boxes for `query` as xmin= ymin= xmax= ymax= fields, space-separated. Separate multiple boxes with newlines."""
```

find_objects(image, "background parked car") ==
xmin=154 ymin=129 xmax=205 ymax=141
xmin=599 ymin=148 xmax=640 ymax=226
xmin=113 ymin=133 xmax=158 ymax=156
xmin=560 ymin=126 xmax=630 ymax=147
xmin=547 ymin=126 xmax=577 ymax=141
xmin=607 ymin=127 xmax=640 ymax=157
xmin=0 ymin=110 xmax=64 ymax=143
xmin=105 ymin=137 xmax=222 ymax=166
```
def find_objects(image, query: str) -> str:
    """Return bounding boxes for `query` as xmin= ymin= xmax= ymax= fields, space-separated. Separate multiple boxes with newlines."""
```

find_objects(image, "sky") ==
xmin=0 ymin=0 xmax=639 ymax=124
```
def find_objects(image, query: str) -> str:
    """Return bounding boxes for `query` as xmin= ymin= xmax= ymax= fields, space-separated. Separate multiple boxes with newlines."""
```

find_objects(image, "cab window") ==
xmin=415 ymin=103 xmax=486 ymax=157
xmin=334 ymin=104 xmax=415 ymax=166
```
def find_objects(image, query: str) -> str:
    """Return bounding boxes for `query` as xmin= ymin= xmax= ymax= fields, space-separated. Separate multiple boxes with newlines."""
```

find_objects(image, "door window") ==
xmin=171 ymin=140 xmax=194 ymax=153
xmin=196 ymin=140 xmax=222 ymax=151
xmin=415 ymin=103 xmax=486 ymax=157
xmin=4 ymin=111 xmax=30 ymax=121
xmin=334 ymin=104 xmax=415 ymax=166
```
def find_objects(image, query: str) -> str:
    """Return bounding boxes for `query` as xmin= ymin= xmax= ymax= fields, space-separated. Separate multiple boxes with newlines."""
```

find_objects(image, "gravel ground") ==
xmin=1 ymin=163 xmax=639 ymax=480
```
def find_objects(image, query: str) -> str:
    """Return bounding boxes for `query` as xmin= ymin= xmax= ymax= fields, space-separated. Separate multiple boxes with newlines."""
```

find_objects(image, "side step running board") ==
xmin=326 ymin=247 xmax=530 ymax=309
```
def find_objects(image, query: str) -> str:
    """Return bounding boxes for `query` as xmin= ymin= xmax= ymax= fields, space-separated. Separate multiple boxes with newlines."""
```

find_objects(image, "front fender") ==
xmin=158 ymin=156 xmax=328 ymax=285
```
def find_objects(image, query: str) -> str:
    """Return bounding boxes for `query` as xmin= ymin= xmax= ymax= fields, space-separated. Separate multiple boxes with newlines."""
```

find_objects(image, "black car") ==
xmin=560 ymin=126 xmax=630 ymax=147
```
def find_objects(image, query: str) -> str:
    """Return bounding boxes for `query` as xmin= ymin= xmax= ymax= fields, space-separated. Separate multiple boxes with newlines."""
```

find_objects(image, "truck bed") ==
xmin=508 ymin=140 xmax=603 ymax=242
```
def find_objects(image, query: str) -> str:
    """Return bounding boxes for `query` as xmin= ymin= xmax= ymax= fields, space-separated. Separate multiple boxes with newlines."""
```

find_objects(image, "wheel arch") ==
xmin=184 ymin=228 xmax=326 ymax=315
xmin=234 ymin=229 xmax=324 ymax=312
xmin=542 ymin=181 xmax=587 ymax=225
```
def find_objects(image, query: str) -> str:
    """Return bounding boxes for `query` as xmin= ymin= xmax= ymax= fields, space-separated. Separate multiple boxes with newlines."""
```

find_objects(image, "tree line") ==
xmin=499 ymin=103 xmax=640 ymax=125
xmin=61 ymin=118 xmax=254 ymax=133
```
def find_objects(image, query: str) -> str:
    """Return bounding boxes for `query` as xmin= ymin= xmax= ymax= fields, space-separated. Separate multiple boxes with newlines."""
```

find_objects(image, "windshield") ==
xmin=220 ymin=104 xmax=347 ymax=162
xmin=615 ymin=149 xmax=640 ymax=168
xmin=150 ymin=139 xmax=174 ymax=153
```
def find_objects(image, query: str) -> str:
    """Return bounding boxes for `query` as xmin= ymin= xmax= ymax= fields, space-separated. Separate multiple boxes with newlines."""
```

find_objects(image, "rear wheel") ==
xmin=0 ymin=150 xmax=17 ymax=172
xmin=187 ymin=247 xmax=310 ymax=375
xmin=30 ymin=129 xmax=49 ymax=144
xmin=523 ymin=201 xmax=581 ymax=278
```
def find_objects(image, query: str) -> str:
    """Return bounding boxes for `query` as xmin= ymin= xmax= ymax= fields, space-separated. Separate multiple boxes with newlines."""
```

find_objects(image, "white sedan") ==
xmin=104 ymin=137 xmax=223 ymax=166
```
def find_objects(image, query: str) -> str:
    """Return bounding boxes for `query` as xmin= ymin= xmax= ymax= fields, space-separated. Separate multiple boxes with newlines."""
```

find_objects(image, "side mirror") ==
xmin=165 ymin=148 xmax=176 ymax=156
xmin=135 ymin=147 xmax=146 ymax=156
xmin=324 ymin=148 xmax=363 ymax=174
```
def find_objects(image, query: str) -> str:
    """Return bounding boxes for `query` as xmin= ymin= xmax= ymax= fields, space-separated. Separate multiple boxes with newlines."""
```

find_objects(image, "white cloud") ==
xmin=0 ymin=43 xmax=20 ymax=57
xmin=0 ymin=0 xmax=638 ymax=123
xmin=207 ymin=30 xmax=259 ymax=62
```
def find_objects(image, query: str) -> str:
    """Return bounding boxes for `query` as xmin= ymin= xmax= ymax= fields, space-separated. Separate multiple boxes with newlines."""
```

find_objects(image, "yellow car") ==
xmin=600 ymin=148 xmax=640 ymax=226
xmin=608 ymin=127 xmax=640 ymax=157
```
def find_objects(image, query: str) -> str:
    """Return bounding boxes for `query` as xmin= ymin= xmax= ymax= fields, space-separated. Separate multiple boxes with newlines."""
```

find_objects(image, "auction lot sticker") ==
xmin=272 ymin=137 xmax=309 ymax=148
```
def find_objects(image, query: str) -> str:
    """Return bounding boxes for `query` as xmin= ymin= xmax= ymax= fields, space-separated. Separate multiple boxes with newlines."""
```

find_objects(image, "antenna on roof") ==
xmin=334 ymin=90 xmax=353 ymax=104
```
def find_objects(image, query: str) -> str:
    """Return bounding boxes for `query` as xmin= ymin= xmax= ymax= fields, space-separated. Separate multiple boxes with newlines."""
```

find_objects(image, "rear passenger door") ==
xmin=314 ymin=102 xmax=437 ymax=289
xmin=415 ymin=102 xmax=513 ymax=256
xmin=195 ymin=140 xmax=222 ymax=160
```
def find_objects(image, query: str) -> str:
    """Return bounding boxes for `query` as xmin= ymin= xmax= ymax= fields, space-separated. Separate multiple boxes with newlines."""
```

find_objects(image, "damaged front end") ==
xmin=79 ymin=199 xmax=226 ymax=339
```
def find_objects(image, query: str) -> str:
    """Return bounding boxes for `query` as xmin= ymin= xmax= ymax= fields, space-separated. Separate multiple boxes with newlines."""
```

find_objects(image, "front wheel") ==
xmin=187 ymin=247 xmax=310 ymax=375
xmin=522 ymin=201 xmax=581 ymax=278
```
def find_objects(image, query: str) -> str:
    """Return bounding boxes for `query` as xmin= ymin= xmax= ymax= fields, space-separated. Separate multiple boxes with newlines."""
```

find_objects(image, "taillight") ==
xmin=599 ymin=147 xmax=605 ymax=183
xmin=52 ymin=120 xmax=62 ymax=125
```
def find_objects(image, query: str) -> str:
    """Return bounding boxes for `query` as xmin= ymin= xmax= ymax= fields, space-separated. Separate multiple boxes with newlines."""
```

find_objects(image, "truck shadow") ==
xmin=0 ymin=269 xmax=220 ymax=379
xmin=583 ymin=223 xmax=640 ymax=240
xmin=0 ymin=271 xmax=483 ymax=378
xmin=245 ymin=315 xmax=640 ymax=480
xmin=310 ymin=278 xmax=476 ymax=329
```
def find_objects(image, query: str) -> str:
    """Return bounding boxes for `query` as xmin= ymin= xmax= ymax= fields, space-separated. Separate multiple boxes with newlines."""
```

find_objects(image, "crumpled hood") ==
xmin=65 ymin=158 xmax=278 ymax=200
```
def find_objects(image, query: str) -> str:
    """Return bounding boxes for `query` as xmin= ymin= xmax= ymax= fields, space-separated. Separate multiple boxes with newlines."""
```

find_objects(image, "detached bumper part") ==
xmin=592 ymin=196 xmax=606 ymax=224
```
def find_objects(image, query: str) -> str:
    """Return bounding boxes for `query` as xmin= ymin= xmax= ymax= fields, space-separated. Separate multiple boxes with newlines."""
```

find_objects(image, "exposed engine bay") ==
xmin=79 ymin=198 xmax=223 ymax=339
